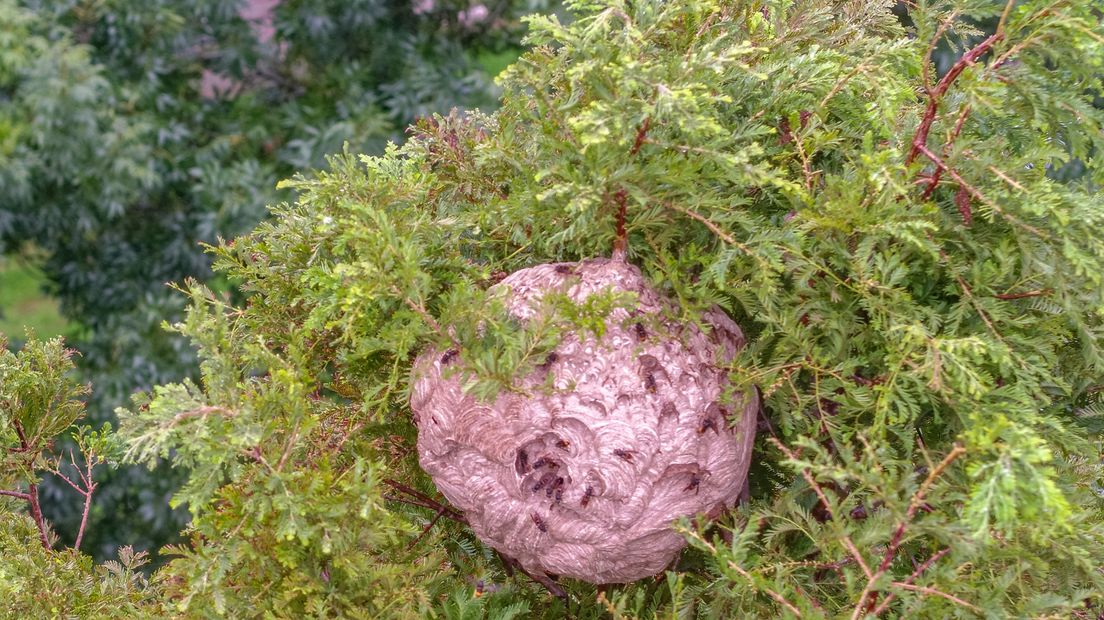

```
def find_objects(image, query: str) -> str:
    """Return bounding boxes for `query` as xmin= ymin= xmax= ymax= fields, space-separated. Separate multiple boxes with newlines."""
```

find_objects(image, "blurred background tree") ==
xmin=0 ymin=0 xmax=550 ymax=563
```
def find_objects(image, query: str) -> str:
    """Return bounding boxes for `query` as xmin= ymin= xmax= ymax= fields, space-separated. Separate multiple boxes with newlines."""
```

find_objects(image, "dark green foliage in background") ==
xmin=0 ymin=0 xmax=545 ymax=562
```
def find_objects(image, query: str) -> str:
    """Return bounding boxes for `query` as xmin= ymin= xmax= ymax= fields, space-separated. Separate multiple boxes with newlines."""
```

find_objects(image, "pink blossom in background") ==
xmin=458 ymin=4 xmax=489 ymax=27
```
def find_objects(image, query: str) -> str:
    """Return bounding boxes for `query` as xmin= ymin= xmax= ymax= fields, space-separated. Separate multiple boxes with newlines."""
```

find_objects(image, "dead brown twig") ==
xmin=45 ymin=448 xmax=99 ymax=550
xmin=382 ymin=478 xmax=467 ymax=525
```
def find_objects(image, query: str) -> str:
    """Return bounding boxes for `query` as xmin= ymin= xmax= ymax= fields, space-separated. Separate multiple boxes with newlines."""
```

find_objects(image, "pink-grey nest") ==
xmin=410 ymin=258 xmax=757 ymax=584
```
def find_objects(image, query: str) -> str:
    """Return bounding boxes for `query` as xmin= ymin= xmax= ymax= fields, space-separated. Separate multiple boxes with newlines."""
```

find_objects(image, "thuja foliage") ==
xmin=0 ymin=0 xmax=544 ymax=560
xmin=5 ymin=0 xmax=1103 ymax=616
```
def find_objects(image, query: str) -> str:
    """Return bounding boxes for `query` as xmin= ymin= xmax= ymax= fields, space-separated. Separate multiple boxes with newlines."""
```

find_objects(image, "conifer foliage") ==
xmin=4 ymin=0 xmax=1104 ymax=617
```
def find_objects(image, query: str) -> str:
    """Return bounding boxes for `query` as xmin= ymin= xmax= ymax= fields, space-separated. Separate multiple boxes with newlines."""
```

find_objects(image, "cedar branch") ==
xmin=870 ymin=548 xmax=951 ymax=617
xmin=907 ymin=0 xmax=1012 ymax=167
xmin=859 ymin=445 xmax=965 ymax=615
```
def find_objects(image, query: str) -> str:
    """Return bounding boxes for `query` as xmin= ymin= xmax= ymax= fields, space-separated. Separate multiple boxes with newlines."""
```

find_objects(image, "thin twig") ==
xmin=0 ymin=489 xmax=31 ymax=500
xmin=393 ymin=287 xmax=458 ymax=348
xmin=74 ymin=481 xmax=94 ymax=550
xmin=612 ymin=188 xmax=629 ymax=260
xmin=841 ymin=537 xmax=873 ymax=580
xmin=888 ymin=582 xmax=980 ymax=613
xmin=879 ymin=445 xmax=965 ymax=572
xmin=870 ymin=548 xmax=951 ymax=617
xmin=46 ymin=449 xmax=99 ymax=551
xmin=678 ymin=525 xmax=809 ymax=615
xmin=629 ymin=116 xmax=651 ymax=156
xmin=73 ymin=453 xmax=97 ymax=550
xmin=382 ymin=479 xmax=467 ymax=524
xmin=819 ymin=63 xmax=872 ymax=110
xmin=407 ymin=506 xmax=447 ymax=549
xmin=26 ymin=485 xmax=50 ymax=550
xmin=994 ymin=289 xmax=1051 ymax=301
xmin=170 ymin=405 xmax=237 ymax=424
xmin=664 ymin=202 xmax=773 ymax=271
xmin=920 ymin=104 xmax=971 ymax=200
xmin=921 ymin=11 xmax=961 ymax=93
xmin=383 ymin=494 xmax=469 ymax=526
xmin=859 ymin=445 xmax=965 ymax=615
xmin=987 ymin=165 xmax=1027 ymax=192
xmin=610 ymin=116 xmax=652 ymax=260
xmin=916 ymin=144 xmax=1048 ymax=238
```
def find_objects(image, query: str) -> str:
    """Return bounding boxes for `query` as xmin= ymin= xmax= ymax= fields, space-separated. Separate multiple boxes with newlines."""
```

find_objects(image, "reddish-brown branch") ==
xmin=907 ymin=31 xmax=1004 ymax=166
xmin=384 ymin=494 xmax=469 ymax=526
xmin=407 ymin=506 xmax=448 ymax=549
xmin=920 ymin=12 xmax=960 ymax=93
xmin=42 ymin=450 xmax=100 ymax=550
xmin=74 ymin=487 xmax=93 ymax=550
xmin=11 ymin=420 xmax=50 ymax=549
xmin=629 ymin=116 xmax=651 ymax=156
xmin=26 ymin=484 xmax=50 ymax=550
xmin=382 ymin=478 xmax=467 ymax=525
xmin=612 ymin=188 xmax=629 ymax=259
xmin=920 ymin=105 xmax=971 ymax=200
xmin=73 ymin=453 xmax=96 ymax=550
xmin=916 ymin=144 xmax=1048 ymax=238
xmin=0 ymin=489 xmax=31 ymax=500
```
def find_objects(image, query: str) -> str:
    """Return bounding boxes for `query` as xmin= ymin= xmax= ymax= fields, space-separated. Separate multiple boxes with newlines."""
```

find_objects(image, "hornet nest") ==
xmin=409 ymin=258 xmax=757 ymax=584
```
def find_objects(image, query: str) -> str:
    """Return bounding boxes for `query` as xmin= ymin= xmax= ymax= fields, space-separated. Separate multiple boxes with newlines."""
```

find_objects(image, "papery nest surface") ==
xmin=410 ymin=258 xmax=757 ymax=583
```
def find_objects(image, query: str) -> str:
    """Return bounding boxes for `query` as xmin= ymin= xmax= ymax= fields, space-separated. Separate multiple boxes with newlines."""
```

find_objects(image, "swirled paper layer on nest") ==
xmin=410 ymin=258 xmax=757 ymax=583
